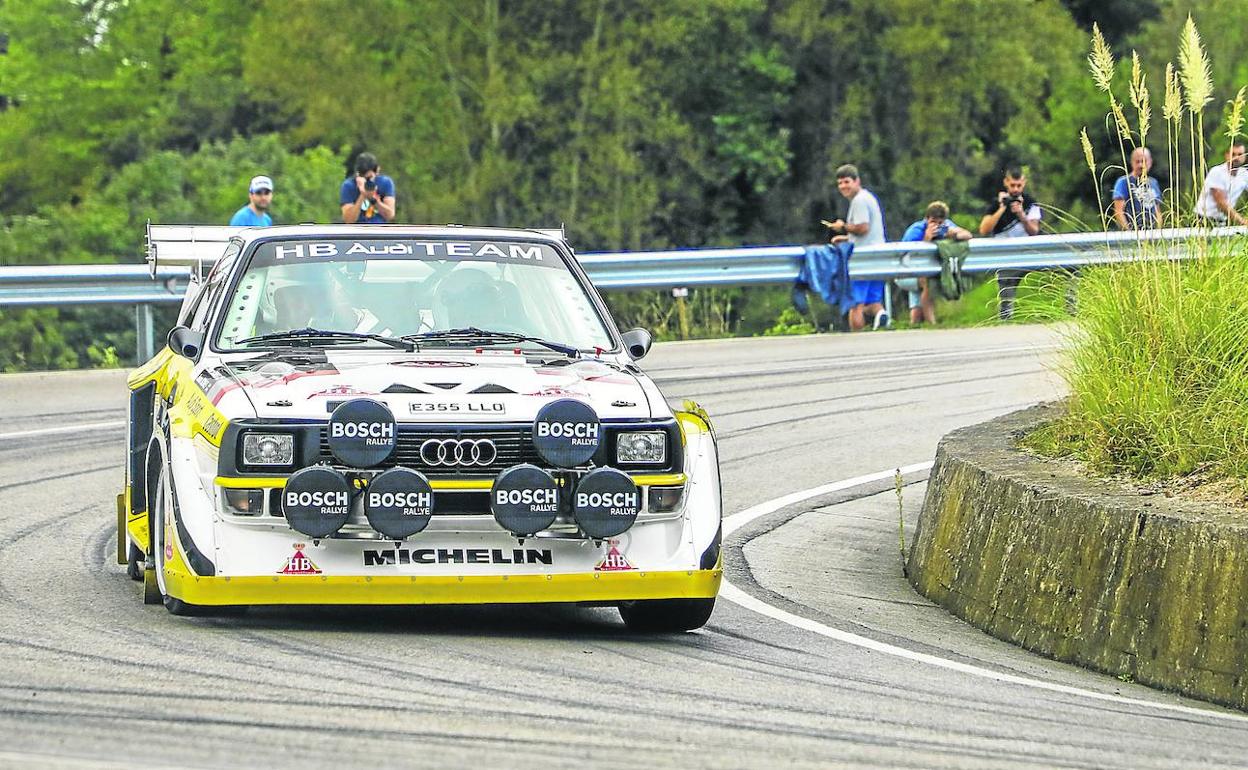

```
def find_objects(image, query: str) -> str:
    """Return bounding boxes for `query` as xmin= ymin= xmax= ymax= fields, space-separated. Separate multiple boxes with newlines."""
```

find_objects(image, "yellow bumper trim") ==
xmin=164 ymin=567 xmax=722 ymax=606
xmin=632 ymin=473 xmax=686 ymax=486
xmin=215 ymin=473 xmax=688 ymax=490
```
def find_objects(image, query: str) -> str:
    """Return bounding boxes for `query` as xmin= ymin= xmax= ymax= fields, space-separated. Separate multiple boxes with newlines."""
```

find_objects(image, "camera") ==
xmin=363 ymin=178 xmax=377 ymax=193
xmin=1001 ymin=193 xmax=1023 ymax=208
xmin=932 ymin=221 xmax=949 ymax=239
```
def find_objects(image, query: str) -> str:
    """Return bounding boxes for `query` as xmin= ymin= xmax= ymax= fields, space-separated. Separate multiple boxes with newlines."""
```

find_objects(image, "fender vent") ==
xmin=470 ymin=384 xmax=515 ymax=394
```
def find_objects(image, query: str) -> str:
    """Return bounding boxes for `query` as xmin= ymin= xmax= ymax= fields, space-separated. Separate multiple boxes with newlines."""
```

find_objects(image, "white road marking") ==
xmin=721 ymin=462 xmax=1248 ymax=723
xmin=0 ymin=750 xmax=125 ymax=768
xmin=0 ymin=420 xmax=125 ymax=440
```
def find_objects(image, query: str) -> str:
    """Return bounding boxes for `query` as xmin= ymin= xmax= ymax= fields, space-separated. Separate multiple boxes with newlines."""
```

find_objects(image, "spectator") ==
xmin=979 ymin=167 xmax=1042 ymax=320
xmin=341 ymin=152 xmax=396 ymax=224
xmin=229 ymin=175 xmax=274 ymax=226
xmin=1113 ymin=147 xmax=1163 ymax=230
xmin=900 ymin=201 xmax=972 ymax=325
xmin=1194 ymin=142 xmax=1247 ymax=226
xmin=825 ymin=164 xmax=888 ymax=330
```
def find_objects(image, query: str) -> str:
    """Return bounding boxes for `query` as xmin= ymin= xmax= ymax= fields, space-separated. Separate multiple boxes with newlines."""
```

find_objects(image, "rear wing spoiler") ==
xmin=146 ymin=223 xmax=244 ymax=278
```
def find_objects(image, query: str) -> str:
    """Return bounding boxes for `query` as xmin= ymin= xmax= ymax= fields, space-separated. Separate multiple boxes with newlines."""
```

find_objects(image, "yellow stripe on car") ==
xmin=163 ymin=566 xmax=722 ymax=606
xmin=216 ymin=473 xmax=687 ymax=490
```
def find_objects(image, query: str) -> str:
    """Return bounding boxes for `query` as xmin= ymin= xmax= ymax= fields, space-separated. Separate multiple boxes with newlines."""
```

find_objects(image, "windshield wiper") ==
xmin=236 ymin=327 xmax=415 ymax=352
xmin=402 ymin=327 xmax=579 ymax=358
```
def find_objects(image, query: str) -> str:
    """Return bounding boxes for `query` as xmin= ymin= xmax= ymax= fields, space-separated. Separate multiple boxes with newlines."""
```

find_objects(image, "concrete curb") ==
xmin=907 ymin=403 xmax=1248 ymax=711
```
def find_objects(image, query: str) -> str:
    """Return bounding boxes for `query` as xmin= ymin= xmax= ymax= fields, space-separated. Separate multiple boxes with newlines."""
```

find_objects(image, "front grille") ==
xmin=317 ymin=426 xmax=540 ymax=475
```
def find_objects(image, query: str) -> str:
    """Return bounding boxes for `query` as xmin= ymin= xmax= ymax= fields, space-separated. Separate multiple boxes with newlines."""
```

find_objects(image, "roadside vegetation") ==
xmin=1024 ymin=20 xmax=1248 ymax=489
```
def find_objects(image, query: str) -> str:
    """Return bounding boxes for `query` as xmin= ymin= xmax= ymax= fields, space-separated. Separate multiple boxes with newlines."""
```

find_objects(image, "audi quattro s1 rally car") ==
xmin=117 ymin=224 xmax=721 ymax=631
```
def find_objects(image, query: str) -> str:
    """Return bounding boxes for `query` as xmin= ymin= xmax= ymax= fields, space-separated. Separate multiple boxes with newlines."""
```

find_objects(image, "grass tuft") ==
xmin=1037 ymin=17 xmax=1248 ymax=487
xmin=1031 ymin=236 xmax=1248 ymax=479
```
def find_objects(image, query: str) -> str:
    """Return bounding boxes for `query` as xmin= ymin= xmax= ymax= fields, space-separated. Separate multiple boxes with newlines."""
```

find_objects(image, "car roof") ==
xmin=233 ymin=224 xmax=567 ymax=245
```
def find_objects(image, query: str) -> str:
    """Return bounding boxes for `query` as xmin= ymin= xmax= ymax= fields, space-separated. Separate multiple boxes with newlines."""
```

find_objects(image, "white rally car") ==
xmin=117 ymin=225 xmax=721 ymax=631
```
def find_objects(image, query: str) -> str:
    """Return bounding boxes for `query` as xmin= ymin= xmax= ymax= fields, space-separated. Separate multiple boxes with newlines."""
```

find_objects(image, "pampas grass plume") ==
xmin=1179 ymin=15 xmax=1212 ymax=113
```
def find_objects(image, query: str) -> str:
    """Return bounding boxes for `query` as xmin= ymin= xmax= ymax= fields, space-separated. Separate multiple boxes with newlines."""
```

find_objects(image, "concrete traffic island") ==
xmin=907 ymin=403 xmax=1248 ymax=711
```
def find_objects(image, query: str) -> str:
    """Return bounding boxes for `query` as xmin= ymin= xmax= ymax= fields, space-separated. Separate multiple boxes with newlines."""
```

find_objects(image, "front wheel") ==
xmin=618 ymin=598 xmax=715 ymax=632
xmin=151 ymin=466 xmax=246 ymax=617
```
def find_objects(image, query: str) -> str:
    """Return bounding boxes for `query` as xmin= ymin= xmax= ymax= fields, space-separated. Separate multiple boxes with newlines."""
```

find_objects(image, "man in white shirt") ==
xmin=1194 ymin=142 xmax=1247 ymax=226
xmin=826 ymin=164 xmax=888 ymax=331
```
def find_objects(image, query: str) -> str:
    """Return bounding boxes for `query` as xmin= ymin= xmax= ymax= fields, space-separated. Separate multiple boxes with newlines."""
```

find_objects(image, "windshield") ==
xmin=214 ymin=238 xmax=614 ymax=351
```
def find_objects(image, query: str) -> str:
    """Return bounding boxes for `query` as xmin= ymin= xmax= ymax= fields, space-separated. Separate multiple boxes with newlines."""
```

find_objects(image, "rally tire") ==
xmin=163 ymin=595 xmax=247 ymax=617
xmin=151 ymin=467 xmax=247 ymax=617
xmin=618 ymin=598 xmax=715 ymax=632
xmin=126 ymin=542 xmax=144 ymax=581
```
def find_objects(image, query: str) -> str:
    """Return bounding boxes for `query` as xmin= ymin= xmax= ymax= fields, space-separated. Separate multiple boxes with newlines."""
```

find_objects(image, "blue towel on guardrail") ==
xmin=793 ymin=243 xmax=855 ymax=315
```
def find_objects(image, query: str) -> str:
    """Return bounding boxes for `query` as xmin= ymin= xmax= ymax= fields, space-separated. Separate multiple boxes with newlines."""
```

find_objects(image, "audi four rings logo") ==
xmin=419 ymin=438 xmax=499 ymax=466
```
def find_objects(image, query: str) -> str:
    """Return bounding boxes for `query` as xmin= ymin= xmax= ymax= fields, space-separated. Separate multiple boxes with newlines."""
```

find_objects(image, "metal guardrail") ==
xmin=0 ymin=264 xmax=194 ymax=306
xmin=578 ymin=226 xmax=1248 ymax=288
xmin=1 ymin=226 xmax=1245 ymax=361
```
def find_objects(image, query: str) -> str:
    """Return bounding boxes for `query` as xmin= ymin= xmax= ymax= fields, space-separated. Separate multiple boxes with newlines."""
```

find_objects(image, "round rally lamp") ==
xmin=532 ymin=398 xmax=601 ymax=467
xmin=364 ymin=467 xmax=434 ymax=540
xmin=327 ymin=398 xmax=397 ymax=468
xmin=281 ymin=466 xmax=353 ymax=538
xmin=573 ymin=467 xmax=640 ymax=539
xmin=490 ymin=464 xmax=560 ymax=536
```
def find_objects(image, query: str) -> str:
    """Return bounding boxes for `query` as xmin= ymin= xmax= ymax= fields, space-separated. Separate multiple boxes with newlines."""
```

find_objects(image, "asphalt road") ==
xmin=1 ymin=325 xmax=1245 ymax=769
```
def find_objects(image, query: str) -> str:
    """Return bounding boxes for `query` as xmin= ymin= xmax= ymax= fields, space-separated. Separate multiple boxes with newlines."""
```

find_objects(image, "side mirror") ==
xmin=168 ymin=326 xmax=205 ymax=359
xmin=620 ymin=328 xmax=653 ymax=361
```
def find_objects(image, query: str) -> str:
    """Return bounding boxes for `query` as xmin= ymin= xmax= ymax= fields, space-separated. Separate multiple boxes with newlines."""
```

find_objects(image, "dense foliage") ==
xmin=0 ymin=0 xmax=1243 ymax=369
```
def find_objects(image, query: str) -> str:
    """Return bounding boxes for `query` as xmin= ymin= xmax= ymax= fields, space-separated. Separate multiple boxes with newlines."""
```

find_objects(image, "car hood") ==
xmin=201 ymin=350 xmax=661 ymax=423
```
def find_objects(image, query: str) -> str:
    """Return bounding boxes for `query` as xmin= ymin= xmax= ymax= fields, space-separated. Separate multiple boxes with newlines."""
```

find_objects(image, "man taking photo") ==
xmin=979 ymin=166 xmax=1042 ymax=320
xmin=341 ymin=152 xmax=396 ymax=224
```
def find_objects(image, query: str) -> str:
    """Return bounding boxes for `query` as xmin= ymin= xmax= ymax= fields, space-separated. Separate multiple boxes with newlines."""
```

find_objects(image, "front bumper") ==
xmin=164 ymin=564 xmax=722 ymax=606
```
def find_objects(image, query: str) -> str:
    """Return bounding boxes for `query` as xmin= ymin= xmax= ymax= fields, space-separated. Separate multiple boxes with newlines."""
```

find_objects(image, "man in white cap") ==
xmin=229 ymin=175 xmax=274 ymax=226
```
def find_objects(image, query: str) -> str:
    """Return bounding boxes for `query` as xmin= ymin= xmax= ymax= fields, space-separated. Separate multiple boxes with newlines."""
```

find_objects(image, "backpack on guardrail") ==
xmin=935 ymin=239 xmax=972 ymax=301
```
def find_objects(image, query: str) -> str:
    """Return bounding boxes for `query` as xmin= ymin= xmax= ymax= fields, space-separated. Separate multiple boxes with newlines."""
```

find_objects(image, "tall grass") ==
xmin=1032 ymin=19 xmax=1248 ymax=482
xmin=1038 ymin=237 xmax=1248 ymax=478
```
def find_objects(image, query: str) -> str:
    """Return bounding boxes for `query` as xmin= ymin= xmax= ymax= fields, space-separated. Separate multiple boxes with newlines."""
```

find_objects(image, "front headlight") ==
xmin=241 ymin=432 xmax=295 ymax=467
xmin=616 ymin=431 xmax=666 ymax=464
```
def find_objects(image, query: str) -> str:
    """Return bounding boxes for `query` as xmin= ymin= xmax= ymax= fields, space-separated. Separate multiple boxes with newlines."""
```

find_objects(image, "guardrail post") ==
xmin=672 ymin=287 xmax=691 ymax=340
xmin=135 ymin=303 xmax=155 ymax=363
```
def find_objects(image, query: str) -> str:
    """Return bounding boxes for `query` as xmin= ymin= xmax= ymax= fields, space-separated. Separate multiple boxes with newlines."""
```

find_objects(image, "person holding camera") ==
xmin=979 ymin=166 xmax=1041 ymax=320
xmin=340 ymin=152 xmax=396 ymax=224
xmin=900 ymin=201 xmax=972 ymax=325
xmin=229 ymin=175 xmax=274 ymax=226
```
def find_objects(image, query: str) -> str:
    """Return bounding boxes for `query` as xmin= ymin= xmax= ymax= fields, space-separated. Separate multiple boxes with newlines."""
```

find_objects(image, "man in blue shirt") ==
xmin=228 ymin=175 xmax=274 ymax=227
xmin=900 ymin=201 xmax=972 ymax=325
xmin=1113 ymin=147 xmax=1163 ymax=229
xmin=340 ymin=152 xmax=396 ymax=224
